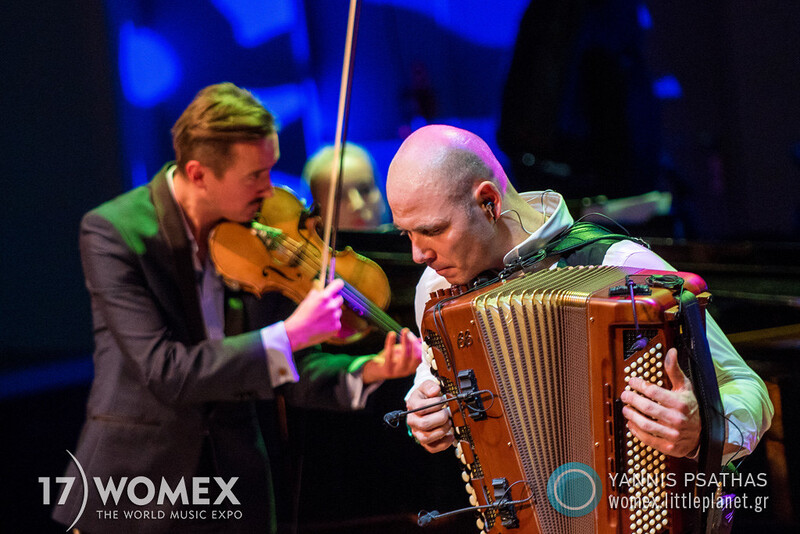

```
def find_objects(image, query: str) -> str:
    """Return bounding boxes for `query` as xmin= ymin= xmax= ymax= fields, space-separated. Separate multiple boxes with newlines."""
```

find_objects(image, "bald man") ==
xmin=387 ymin=124 xmax=772 ymax=464
xmin=303 ymin=142 xmax=387 ymax=230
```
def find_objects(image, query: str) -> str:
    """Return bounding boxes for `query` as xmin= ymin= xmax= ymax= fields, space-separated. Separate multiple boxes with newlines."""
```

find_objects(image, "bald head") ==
xmin=303 ymin=143 xmax=373 ymax=187
xmin=386 ymin=125 xmax=543 ymax=283
xmin=302 ymin=142 xmax=385 ymax=229
xmin=387 ymin=125 xmax=509 ymax=206
xmin=386 ymin=126 xmax=523 ymax=284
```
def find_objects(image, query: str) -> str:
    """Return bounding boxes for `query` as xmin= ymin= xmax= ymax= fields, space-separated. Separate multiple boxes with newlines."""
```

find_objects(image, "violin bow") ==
xmin=318 ymin=0 xmax=361 ymax=286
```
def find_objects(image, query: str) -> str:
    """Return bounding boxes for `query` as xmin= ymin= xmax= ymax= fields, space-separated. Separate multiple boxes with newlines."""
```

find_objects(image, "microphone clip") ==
xmin=382 ymin=389 xmax=494 ymax=428
xmin=417 ymin=479 xmax=534 ymax=528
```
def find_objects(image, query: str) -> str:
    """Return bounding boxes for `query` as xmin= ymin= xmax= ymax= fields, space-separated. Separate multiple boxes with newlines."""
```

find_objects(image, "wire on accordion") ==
xmin=417 ymin=479 xmax=535 ymax=527
xmin=383 ymin=389 xmax=495 ymax=428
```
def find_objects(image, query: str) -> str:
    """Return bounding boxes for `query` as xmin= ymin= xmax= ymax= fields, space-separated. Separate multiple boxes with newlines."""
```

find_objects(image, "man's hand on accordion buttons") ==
xmin=620 ymin=348 xmax=701 ymax=458
xmin=406 ymin=380 xmax=454 ymax=453
xmin=362 ymin=328 xmax=422 ymax=384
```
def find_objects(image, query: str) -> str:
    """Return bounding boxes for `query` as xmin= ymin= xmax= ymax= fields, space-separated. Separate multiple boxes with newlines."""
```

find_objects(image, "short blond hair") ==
xmin=171 ymin=82 xmax=276 ymax=175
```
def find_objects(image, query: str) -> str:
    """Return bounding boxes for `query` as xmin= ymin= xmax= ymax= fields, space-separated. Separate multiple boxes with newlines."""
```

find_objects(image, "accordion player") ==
xmin=384 ymin=124 xmax=773 ymax=534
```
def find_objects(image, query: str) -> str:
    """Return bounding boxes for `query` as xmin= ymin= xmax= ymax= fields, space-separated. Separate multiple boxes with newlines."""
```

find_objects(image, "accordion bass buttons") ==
xmin=422 ymin=342 xmax=431 ymax=361
xmin=454 ymin=442 xmax=468 ymax=466
xmin=454 ymin=439 xmax=475 ymax=465
xmin=422 ymin=343 xmax=436 ymax=368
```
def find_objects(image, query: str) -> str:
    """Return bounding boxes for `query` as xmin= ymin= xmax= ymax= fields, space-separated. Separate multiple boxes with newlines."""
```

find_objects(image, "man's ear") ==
xmin=474 ymin=181 xmax=501 ymax=221
xmin=184 ymin=160 xmax=206 ymax=189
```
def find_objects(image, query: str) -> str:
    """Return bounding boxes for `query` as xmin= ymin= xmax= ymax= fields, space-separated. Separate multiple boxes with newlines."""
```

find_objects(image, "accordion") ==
xmin=420 ymin=265 xmax=724 ymax=534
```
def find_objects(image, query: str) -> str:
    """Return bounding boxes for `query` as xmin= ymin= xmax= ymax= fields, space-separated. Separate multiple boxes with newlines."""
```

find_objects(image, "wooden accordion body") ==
xmin=420 ymin=266 xmax=713 ymax=534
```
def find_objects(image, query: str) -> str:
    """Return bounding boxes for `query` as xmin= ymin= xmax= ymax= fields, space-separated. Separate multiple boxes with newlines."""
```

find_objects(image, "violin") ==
xmin=208 ymin=186 xmax=403 ymax=344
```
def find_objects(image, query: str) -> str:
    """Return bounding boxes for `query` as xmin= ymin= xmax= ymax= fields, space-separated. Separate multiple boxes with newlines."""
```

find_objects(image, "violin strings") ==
xmin=264 ymin=229 xmax=402 ymax=334
xmin=340 ymin=280 xmax=403 ymax=333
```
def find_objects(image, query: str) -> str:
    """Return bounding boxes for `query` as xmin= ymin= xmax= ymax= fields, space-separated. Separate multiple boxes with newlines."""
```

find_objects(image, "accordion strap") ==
xmin=547 ymin=221 xmax=648 ymax=257
xmin=679 ymin=289 xmax=726 ymax=534
xmin=501 ymin=221 xmax=648 ymax=278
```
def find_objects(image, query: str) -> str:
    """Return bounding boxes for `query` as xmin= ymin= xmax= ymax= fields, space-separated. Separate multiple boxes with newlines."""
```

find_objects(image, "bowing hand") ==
xmin=284 ymin=279 xmax=344 ymax=351
xmin=362 ymin=328 xmax=422 ymax=384
xmin=620 ymin=348 xmax=701 ymax=458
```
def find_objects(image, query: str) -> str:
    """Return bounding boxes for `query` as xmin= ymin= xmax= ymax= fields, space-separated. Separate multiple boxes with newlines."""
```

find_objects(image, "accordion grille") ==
xmin=473 ymin=266 xmax=626 ymax=534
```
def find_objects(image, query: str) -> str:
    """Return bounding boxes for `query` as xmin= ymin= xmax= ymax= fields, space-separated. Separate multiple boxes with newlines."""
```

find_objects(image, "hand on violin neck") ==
xmin=362 ymin=328 xmax=423 ymax=384
xmin=284 ymin=278 xmax=345 ymax=351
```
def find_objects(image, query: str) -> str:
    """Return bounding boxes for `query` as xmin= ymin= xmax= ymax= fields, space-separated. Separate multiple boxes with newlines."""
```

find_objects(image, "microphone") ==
xmin=383 ymin=410 xmax=405 ymax=427
xmin=417 ymin=510 xmax=439 ymax=526
xmin=382 ymin=389 xmax=494 ymax=428
xmin=416 ymin=481 xmax=534 ymax=527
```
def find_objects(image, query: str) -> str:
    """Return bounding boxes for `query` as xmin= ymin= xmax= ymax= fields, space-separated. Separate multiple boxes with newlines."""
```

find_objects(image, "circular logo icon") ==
xmin=547 ymin=462 xmax=602 ymax=517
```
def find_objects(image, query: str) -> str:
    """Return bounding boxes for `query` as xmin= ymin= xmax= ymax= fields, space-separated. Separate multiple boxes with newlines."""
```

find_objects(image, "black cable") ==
xmin=383 ymin=389 xmax=495 ymax=428
xmin=417 ymin=480 xmax=534 ymax=527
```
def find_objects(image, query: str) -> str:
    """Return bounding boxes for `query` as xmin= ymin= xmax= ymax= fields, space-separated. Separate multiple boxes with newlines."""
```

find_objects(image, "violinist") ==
xmin=53 ymin=82 xmax=420 ymax=534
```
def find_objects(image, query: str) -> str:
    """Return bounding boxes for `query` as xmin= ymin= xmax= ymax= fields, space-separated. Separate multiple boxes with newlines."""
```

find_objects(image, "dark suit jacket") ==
xmin=53 ymin=164 xmax=355 ymax=533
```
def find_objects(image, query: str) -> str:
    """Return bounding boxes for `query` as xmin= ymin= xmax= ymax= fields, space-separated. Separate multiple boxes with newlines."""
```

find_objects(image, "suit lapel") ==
xmin=150 ymin=164 xmax=207 ymax=343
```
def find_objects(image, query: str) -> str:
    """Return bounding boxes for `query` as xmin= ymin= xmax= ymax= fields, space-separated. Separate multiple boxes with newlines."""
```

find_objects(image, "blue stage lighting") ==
xmin=637 ymin=3 xmax=653 ymax=30
xmin=653 ymin=75 xmax=683 ymax=100
xmin=211 ymin=0 xmax=295 ymax=48
xmin=367 ymin=0 xmax=528 ymax=47
xmin=119 ymin=21 xmax=181 ymax=107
